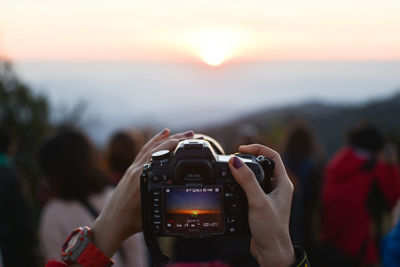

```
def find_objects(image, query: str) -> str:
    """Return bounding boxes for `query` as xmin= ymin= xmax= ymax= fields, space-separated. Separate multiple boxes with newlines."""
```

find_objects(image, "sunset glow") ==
xmin=1 ymin=0 xmax=400 ymax=61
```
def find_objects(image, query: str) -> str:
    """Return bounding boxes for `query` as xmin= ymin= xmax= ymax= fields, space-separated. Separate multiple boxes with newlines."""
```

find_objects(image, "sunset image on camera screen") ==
xmin=165 ymin=187 xmax=223 ymax=233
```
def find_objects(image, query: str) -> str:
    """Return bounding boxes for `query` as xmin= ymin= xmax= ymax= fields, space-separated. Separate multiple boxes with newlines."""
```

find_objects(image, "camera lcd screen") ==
xmin=164 ymin=187 xmax=223 ymax=234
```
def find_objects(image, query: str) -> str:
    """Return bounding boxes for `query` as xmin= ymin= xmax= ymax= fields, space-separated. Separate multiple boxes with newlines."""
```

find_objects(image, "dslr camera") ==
xmin=141 ymin=138 xmax=274 ymax=238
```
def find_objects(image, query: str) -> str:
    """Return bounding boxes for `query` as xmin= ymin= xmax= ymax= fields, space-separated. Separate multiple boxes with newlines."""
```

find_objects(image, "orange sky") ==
xmin=1 ymin=0 xmax=400 ymax=63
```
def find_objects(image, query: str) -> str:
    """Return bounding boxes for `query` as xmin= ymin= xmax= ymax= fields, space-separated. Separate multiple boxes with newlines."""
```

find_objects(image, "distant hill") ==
xmin=201 ymin=90 xmax=400 ymax=156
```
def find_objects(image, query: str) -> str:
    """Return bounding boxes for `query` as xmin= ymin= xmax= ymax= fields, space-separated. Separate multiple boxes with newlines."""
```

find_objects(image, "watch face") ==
xmin=66 ymin=232 xmax=80 ymax=251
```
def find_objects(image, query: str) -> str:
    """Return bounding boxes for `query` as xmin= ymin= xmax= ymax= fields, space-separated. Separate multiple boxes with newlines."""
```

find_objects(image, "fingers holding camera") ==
xmin=238 ymin=144 xmax=293 ymax=228
xmin=141 ymin=138 xmax=184 ymax=164
xmin=135 ymin=130 xmax=194 ymax=166
xmin=231 ymin=145 xmax=295 ymax=267
xmin=228 ymin=156 xmax=268 ymax=208
xmin=171 ymin=130 xmax=194 ymax=139
xmin=136 ymin=128 xmax=170 ymax=161
xmin=239 ymin=144 xmax=293 ymax=202
xmin=151 ymin=130 xmax=194 ymax=155
xmin=239 ymin=144 xmax=286 ymax=176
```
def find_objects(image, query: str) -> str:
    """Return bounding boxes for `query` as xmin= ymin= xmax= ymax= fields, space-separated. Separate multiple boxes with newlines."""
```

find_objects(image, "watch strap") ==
xmin=62 ymin=226 xmax=114 ymax=267
xmin=77 ymin=242 xmax=114 ymax=267
xmin=291 ymin=246 xmax=310 ymax=267
xmin=45 ymin=261 xmax=68 ymax=267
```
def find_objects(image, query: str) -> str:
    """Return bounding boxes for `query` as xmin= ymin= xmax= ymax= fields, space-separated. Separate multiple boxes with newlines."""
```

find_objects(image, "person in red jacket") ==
xmin=322 ymin=124 xmax=400 ymax=266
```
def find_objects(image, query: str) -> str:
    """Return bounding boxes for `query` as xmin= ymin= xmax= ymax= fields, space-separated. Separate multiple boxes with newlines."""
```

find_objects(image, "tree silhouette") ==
xmin=0 ymin=59 xmax=51 ymax=201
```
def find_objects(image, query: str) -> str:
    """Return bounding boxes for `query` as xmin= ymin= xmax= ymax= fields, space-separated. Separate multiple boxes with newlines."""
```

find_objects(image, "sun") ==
xmin=188 ymin=29 xmax=244 ymax=66
xmin=201 ymin=45 xmax=225 ymax=66
xmin=198 ymin=32 xmax=230 ymax=66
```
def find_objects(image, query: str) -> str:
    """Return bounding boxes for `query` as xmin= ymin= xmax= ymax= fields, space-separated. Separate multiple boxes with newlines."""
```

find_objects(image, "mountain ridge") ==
xmin=201 ymin=90 xmax=400 ymax=156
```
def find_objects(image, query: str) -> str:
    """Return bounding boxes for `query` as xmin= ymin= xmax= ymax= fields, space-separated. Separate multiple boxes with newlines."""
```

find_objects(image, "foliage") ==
xmin=0 ymin=60 xmax=51 ymax=196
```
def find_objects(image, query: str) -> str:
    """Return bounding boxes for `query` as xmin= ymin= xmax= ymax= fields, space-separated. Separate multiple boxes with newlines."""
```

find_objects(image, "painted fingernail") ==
xmin=184 ymin=131 xmax=194 ymax=137
xmin=161 ymin=128 xmax=168 ymax=135
xmin=197 ymin=136 xmax=204 ymax=140
xmin=233 ymin=157 xmax=243 ymax=169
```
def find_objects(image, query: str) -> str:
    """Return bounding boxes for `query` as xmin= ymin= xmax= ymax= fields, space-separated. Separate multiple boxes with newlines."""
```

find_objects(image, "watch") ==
xmin=61 ymin=226 xmax=114 ymax=267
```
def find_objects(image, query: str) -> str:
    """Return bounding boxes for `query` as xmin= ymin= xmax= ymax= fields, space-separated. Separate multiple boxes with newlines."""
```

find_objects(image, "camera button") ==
xmin=154 ymin=214 xmax=160 ymax=219
xmin=154 ymin=209 xmax=160 ymax=213
xmin=162 ymin=174 xmax=168 ymax=181
xmin=228 ymin=227 xmax=236 ymax=233
xmin=152 ymin=176 xmax=160 ymax=183
xmin=153 ymin=190 xmax=160 ymax=196
xmin=227 ymin=217 xmax=237 ymax=224
xmin=225 ymin=192 xmax=234 ymax=198
xmin=230 ymin=202 xmax=239 ymax=212
xmin=221 ymin=166 xmax=228 ymax=177
xmin=151 ymin=150 xmax=171 ymax=162
xmin=154 ymin=202 xmax=159 ymax=207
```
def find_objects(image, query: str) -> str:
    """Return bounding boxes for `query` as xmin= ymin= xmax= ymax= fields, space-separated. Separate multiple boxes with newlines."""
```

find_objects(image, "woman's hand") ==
xmin=228 ymin=144 xmax=295 ymax=267
xmin=91 ymin=128 xmax=194 ymax=258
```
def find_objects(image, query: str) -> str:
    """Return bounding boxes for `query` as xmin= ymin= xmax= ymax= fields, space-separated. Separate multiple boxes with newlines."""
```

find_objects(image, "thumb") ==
xmin=228 ymin=156 xmax=266 ymax=207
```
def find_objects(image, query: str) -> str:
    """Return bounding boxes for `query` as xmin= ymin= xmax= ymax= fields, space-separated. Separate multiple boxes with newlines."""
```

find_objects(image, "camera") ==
xmin=140 ymin=138 xmax=274 ymax=238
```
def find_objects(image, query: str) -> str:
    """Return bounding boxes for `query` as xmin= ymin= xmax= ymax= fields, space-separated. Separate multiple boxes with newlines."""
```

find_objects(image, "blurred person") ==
xmin=104 ymin=129 xmax=144 ymax=185
xmin=0 ymin=127 xmax=37 ymax=267
xmin=381 ymin=219 xmax=400 ymax=267
xmin=381 ymin=199 xmax=400 ymax=267
xmin=321 ymin=123 xmax=400 ymax=267
xmin=38 ymin=127 xmax=148 ymax=267
xmin=280 ymin=119 xmax=324 ymax=249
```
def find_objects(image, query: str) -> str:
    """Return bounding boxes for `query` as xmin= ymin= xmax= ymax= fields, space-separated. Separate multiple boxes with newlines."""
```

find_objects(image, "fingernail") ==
xmin=184 ymin=131 xmax=194 ymax=137
xmin=197 ymin=136 xmax=204 ymax=140
xmin=178 ymin=138 xmax=186 ymax=142
xmin=232 ymin=157 xmax=243 ymax=169
xmin=161 ymin=128 xmax=168 ymax=135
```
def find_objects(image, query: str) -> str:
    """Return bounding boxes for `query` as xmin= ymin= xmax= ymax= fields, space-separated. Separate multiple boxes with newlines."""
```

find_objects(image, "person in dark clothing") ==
xmin=321 ymin=124 xmax=400 ymax=266
xmin=0 ymin=127 xmax=37 ymax=267
xmin=280 ymin=119 xmax=324 ymax=249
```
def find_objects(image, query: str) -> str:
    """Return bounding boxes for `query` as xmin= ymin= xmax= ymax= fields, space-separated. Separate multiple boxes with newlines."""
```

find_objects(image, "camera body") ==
xmin=141 ymin=139 xmax=274 ymax=238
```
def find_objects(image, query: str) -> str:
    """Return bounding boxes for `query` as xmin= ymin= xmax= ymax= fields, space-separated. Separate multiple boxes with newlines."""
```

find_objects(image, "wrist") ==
xmin=257 ymin=232 xmax=295 ymax=267
xmin=91 ymin=215 xmax=125 ymax=258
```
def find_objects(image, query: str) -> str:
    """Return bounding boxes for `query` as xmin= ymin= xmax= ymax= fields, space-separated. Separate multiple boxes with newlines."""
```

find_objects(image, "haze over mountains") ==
xmin=14 ymin=60 xmax=400 ymax=149
xmin=202 ymin=90 xmax=400 ymax=156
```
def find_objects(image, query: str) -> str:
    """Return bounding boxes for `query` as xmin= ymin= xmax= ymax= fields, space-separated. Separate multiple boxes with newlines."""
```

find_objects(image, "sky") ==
xmin=166 ymin=189 xmax=221 ymax=212
xmin=1 ymin=0 xmax=400 ymax=63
